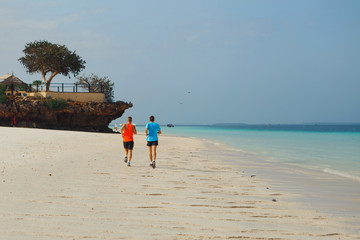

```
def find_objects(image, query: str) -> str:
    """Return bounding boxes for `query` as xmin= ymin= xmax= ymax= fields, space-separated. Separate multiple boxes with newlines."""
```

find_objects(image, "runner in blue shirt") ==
xmin=145 ymin=116 xmax=161 ymax=168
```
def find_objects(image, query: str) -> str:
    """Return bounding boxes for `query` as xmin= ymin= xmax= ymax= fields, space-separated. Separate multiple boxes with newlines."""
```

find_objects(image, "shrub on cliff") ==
xmin=0 ymin=85 xmax=7 ymax=104
xmin=44 ymin=99 xmax=69 ymax=110
xmin=0 ymin=96 xmax=6 ymax=104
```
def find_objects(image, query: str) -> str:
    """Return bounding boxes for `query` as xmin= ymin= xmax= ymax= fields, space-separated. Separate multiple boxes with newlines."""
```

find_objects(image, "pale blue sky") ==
xmin=1 ymin=0 xmax=359 ymax=124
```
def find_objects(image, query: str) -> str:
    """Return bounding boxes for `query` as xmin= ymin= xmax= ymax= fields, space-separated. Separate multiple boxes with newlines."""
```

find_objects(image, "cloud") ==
xmin=0 ymin=13 xmax=83 ymax=32
xmin=0 ymin=1 xmax=106 ymax=34
xmin=187 ymin=35 xmax=198 ymax=42
xmin=0 ymin=5 xmax=106 ymax=48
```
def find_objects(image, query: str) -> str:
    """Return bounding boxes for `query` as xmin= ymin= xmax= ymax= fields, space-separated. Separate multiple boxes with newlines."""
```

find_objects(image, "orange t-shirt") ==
xmin=123 ymin=123 xmax=134 ymax=142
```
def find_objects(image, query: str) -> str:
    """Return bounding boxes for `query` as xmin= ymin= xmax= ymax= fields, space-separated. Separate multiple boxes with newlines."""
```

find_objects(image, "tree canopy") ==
xmin=76 ymin=73 xmax=115 ymax=102
xmin=18 ymin=40 xmax=86 ymax=91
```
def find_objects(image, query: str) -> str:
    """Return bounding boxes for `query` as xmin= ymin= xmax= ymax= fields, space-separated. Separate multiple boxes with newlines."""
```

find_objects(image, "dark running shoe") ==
xmin=124 ymin=156 xmax=128 ymax=163
xmin=152 ymin=161 xmax=156 ymax=169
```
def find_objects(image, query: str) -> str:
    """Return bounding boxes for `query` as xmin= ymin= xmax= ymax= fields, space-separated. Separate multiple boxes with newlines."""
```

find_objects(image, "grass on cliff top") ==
xmin=44 ymin=98 xmax=69 ymax=110
xmin=0 ymin=85 xmax=7 ymax=104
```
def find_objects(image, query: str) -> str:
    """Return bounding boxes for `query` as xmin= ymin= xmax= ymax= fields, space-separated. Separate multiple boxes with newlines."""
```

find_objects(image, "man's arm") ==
xmin=145 ymin=123 xmax=149 ymax=136
xmin=120 ymin=124 xmax=126 ymax=135
xmin=133 ymin=126 xmax=137 ymax=135
xmin=158 ymin=124 xmax=161 ymax=135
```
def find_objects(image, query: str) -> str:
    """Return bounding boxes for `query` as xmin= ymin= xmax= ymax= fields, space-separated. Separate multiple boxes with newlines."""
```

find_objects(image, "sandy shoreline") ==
xmin=215 ymin=143 xmax=360 ymax=222
xmin=0 ymin=127 xmax=359 ymax=239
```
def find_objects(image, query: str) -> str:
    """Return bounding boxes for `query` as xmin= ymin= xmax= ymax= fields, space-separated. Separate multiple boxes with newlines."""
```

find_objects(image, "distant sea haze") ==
xmin=211 ymin=123 xmax=360 ymax=132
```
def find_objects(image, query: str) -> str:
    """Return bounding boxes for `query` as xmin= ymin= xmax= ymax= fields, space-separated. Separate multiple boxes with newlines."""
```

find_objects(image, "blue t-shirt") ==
xmin=146 ymin=122 xmax=161 ymax=142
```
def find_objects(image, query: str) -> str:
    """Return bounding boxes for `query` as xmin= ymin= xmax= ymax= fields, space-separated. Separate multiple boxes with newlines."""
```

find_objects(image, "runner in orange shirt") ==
xmin=120 ymin=116 xmax=137 ymax=167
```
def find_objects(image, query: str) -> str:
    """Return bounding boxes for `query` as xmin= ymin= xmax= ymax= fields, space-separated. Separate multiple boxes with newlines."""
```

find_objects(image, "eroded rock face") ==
xmin=0 ymin=97 xmax=132 ymax=132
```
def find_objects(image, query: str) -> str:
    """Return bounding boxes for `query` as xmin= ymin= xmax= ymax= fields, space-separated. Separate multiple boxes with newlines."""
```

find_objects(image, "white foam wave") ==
xmin=323 ymin=168 xmax=360 ymax=182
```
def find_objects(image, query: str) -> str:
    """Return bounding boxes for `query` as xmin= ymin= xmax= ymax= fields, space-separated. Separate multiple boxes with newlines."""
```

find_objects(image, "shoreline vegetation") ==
xmin=1 ymin=126 xmax=359 ymax=239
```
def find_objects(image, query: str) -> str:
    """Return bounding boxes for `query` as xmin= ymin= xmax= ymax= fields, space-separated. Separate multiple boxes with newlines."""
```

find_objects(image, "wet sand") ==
xmin=0 ymin=127 xmax=359 ymax=239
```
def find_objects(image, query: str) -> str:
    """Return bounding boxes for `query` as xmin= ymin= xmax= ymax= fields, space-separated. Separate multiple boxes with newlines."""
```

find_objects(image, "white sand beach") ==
xmin=0 ymin=126 xmax=359 ymax=239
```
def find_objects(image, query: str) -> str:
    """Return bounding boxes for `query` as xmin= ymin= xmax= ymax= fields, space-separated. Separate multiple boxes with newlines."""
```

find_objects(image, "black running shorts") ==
xmin=147 ymin=141 xmax=158 ymax=146
xmin=123 ymin=141 xmax=134 ymax=150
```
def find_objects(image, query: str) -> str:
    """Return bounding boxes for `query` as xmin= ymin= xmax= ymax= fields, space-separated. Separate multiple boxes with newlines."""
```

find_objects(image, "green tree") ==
xmin=32 ymin=80 xmax=42 ymax=85
xmin=0 ymin=84 xmax=7 ymax=104
xmin=76 ymin=74 xmax=114 ymax=102
xmin=18 ymin=40 xmax=86 ymax=91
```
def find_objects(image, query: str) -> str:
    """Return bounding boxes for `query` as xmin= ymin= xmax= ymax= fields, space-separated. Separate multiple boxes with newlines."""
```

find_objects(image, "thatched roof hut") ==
xmin=0 ymin=73 xmax=12 ymax=80
xmin=0 ymin=74 xmax=27 ymax=86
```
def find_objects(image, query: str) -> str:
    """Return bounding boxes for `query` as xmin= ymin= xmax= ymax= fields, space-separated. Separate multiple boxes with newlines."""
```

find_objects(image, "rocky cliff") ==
xmin=0 ymin=97 xmax=132 ymax=132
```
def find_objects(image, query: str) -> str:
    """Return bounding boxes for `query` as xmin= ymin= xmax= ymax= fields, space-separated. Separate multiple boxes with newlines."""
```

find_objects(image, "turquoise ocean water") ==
xmin=126 ymin=125 xmax=360 ymax=182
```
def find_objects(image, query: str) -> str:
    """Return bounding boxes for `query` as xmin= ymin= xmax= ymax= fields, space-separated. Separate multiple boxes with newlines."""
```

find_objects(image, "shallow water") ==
xmin=148 ymin=125 xmax=360 ymax=182
xmin=113 ymin=124 xmax=360 ymax=181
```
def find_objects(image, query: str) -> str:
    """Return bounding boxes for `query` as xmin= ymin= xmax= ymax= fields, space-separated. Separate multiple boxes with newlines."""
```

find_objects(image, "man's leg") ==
xmin=148 ymin=146 xmax=153 ymax=162
xmin=125 ymin=148 xmax=128 ymax=157
xmin=124 ymin=147 xmax=128 ymax=162
xmin=152 ymin=145 xmax=157 ymax=161
xmin=151 ymin=145 xmax=157 ymax=168
xmin=128 ymin=149 xmax=133 ymax=162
